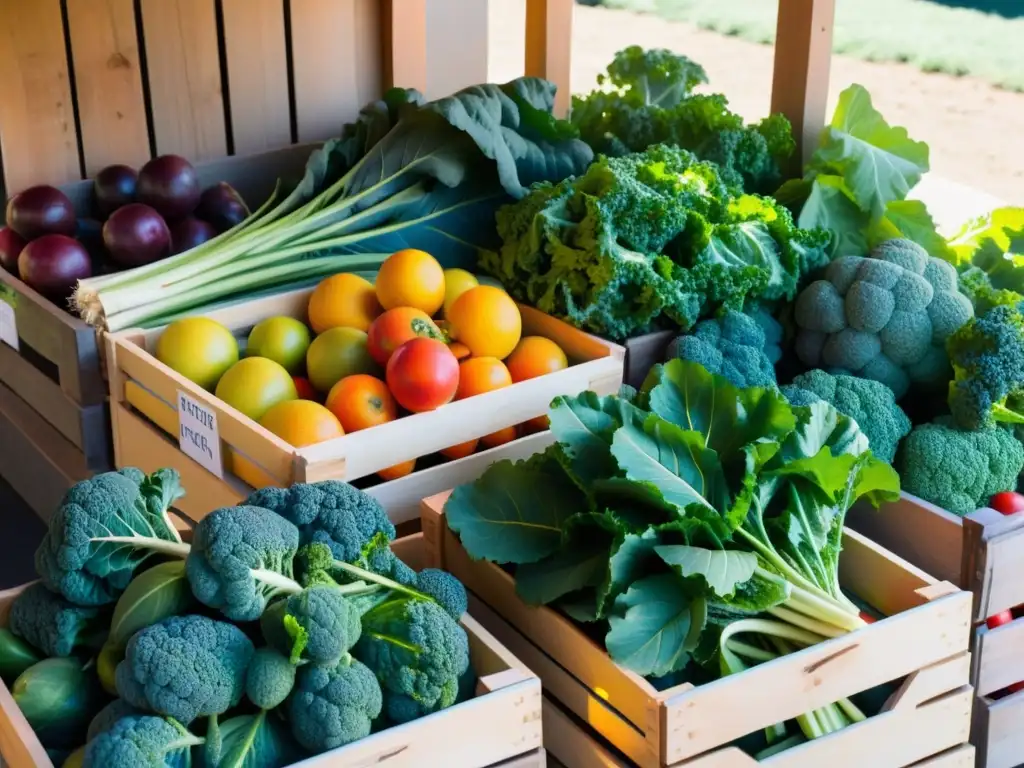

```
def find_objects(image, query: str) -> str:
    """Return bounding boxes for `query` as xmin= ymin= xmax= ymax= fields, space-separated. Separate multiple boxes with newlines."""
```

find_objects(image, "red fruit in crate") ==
xmin=0 ymin=227 xmax=27 ymax=272
xmin=987 ymin=609 xmax=1014 ymax=630
xmin=5 ymin=185 xmax=77 ymax=240
xmin=858 ymin=611 xmax=877 ymax=625
xmin=293 ymin=376 xmax=318 ymax=401
xmin=18 ymin=235 xmax=92 ymax=300
xmin=367 ymin=307 xmax=444 ymax=365
xmin=93 ymin=164 xmax=138 ymax=217
xmin=137 ymin=155 xmax=201 ymax=220
xmin=385 ymin=338 xmax=458 ymax=413
xmin=989 ymin=491 xmax=1024 ymax=516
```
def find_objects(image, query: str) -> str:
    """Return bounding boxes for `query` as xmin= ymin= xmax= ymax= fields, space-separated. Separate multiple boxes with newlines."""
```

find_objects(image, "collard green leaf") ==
xmin=655 ymin=546 xmax=757 ymax=599
xmin=548 ymin=391 xmax=643 ymax=489
xmin=605 ymin=574 xmax=706 ymax=676
xmin=946 ymin=205 xmax=1024 ymax=266
xmin=867 ymin=199 xmax=952 ymax=261
xmin=108 ymin=560 xmax=195 ymax=650
xmin=778 ymin=401 xmax=868 ymax=463
xmin=444 ymin=451 xmax=586 ymax=564
xmin=795 ymin=175 xmax=870 ymax=259
xmin=212 ymin=712 xmax=305 ymax=768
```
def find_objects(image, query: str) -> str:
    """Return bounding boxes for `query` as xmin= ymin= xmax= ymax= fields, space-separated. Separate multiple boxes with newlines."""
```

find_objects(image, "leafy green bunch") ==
xmin=571 ymin=46 xmax=795 ymax=195
xmin=446 ymin=359 xmax=899 ymax=741
xmin=945 ymin=206 xmax=1024 ymax=313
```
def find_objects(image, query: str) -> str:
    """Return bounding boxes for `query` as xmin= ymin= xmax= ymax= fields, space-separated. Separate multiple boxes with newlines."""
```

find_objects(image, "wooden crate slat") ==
xmin=972 ymin=690 xmax=1024 ymax=768
xmin=542 ymin=695 xmax=630 ymax=768
xmin=64 ymin=0 xmax=151 ymax=175
xmin=138 ymin=0 xmax=227 ymax=161
xmin=290 ymin=0 xmax=383 ymax=142
xmin=524 ymin=0 xmax=574 ymax=117
xmin=973 ymin=618 xmax=1024 ymax=697
xmin=0 ymin=0 xmax=81 ymax=194
xmin=220 ymin=0 xmax=292 ymax=155
xmin=911 ymin=745 xmax=976 ymax=768
xmin=962 ymin=508 xmax=1024 ymax=621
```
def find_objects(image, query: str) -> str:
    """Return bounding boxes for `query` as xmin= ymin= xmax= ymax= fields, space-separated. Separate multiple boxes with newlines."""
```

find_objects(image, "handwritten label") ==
xmin=178 ymin=391 xmax=223 ymax=478
xmin=0 ymin=297 xmax=18 ymax=352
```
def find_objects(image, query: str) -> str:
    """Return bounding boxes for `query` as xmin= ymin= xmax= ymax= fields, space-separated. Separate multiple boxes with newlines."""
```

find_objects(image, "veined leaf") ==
xmin=212 ymin=711 xmax=305 ymax=768
xmin=779 ymin=401 xmax=868 ymax=463
xmin=947 ymin=206 xmax=1024 ymax=266
xmin=108 ymin=560 xmax=195 ymax=650
xmin=655 ymin=546 xmax=757 ymax=599
xmin=548 ymin=391 xmax=643 ymax=489
xmin=444 ymin=451 xmax=586 ymax=564
xmin=605 ymin=574 xmax=706 ymax=677
xmin=796 ymin=176 xmax=870 ymax=259
xmin=867 ymin=199 xmax=952 ymax=261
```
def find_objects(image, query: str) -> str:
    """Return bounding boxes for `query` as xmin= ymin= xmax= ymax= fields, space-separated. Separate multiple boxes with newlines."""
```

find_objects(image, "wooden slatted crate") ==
xmin=848 ymin=495 xmax=1024 ymax=767
xmin=0 ymin=533 xmax=544 ymax=768
xmin=421 ymin=491 xmax=975 ymax=768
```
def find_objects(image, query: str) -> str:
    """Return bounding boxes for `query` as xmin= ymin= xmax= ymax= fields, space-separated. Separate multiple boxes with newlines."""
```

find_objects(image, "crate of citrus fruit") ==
xmin=102 ymin=249 xmax=625 ymax=522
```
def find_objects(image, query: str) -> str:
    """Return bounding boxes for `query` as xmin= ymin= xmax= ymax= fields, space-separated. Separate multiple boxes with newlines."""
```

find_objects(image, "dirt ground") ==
xmin=489 ymin=0 xmax=1024 ymax=204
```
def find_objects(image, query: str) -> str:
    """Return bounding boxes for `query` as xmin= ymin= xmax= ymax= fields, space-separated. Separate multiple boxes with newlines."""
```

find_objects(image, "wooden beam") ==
xmin=525 ymin=0 xmax=573 ymax=117
xmin=382 ymin=0 xmax=428 ymax=93
xmin=770 ymin=0 xmax=835 ymax=169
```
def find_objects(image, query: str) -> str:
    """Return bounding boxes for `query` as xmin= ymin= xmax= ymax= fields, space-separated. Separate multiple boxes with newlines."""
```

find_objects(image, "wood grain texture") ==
xmin=525 ymin=0 xmax=574 ymax=117
xmin=220 ymin=0 xmax=291 ymax=154
xmin=0 ymin=0 xmax=81 ymax=193
xmin=382 ymin=0 xmax=428 ymax=92
xmin=65 ymin=0 xmax=150 ymax=174
xmin=139 ymin=0 xmax=227 ymax=160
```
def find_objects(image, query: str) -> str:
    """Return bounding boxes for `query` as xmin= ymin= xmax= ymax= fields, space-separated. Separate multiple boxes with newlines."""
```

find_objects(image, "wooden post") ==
xmin=770 ymin=0 xmax=835 ymax=169
xmin=382 ymin=0 xmax=428 ymax=93
xmin=525 ymin=0 xmax=574 ymax=117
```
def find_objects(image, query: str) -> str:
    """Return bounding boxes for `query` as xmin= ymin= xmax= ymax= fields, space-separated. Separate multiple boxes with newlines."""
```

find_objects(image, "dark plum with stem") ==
xmin=137 ymin=155 xmax=201 ymax=221
xmin=93 ymin=165 xmax=138 ymax=217
xmin=170 ymin=216 xmax=218 ymax=255
xmin=196 ymin=182 xmax=249 ymax=232
xmin=102 ymin=204 xmax=171 ymax=268
xmin=6 ymin=186 xmax=77 ymax=240
xmin=18 ymin=235 xmax=92 ymax=300
xmin=0 ymin=227 xmax=27 ymax=272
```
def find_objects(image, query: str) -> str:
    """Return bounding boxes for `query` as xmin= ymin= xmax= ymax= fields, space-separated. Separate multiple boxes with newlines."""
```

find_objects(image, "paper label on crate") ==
xmin=0 ymin=294 xmax=18 ymax=352
xmin=178 ymin=391 xmax=224 ymax=479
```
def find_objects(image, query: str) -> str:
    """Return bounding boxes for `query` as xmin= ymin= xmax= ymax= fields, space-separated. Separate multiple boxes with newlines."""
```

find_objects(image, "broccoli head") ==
xmin=34 ymin=469 xmax=187 ymax=606
xmin=667 ymin=309 xmax=777 ymax=389
xmin=8 ymin=583 xmax=108 ymax=657
xmin=260 ymin=585 xmax=362 ymax=665
xmin=115 ymin=615 xmax=254 ymax=724
xmin=354 ymin=597 xmax=470 ymax=723
xmin=245 ymin=647 xmax=296 ymax=710
xmin=946 ymin=301 xmax=1024 ymax=430
xmin=793 ymin=239 xmax=974 ymax=399
xmin=897 ymin=418 xmax=1024 ymax=515
xmin=287 ymin=656 xmax=382 ymax=754
xmin=781 ymin=370 xmax=911 ymax=463
xmin=246 ymin=481 xmax=395 ymax=565
xmin=414 ymin=569 xmax=468 ymax=621
xmin=186 ymin=505 xmax=303 ymax=621
xmin=86 ymin=699 xmax=144 ymax=743
xmin=83 ymin=715 xmax=202 ymax=768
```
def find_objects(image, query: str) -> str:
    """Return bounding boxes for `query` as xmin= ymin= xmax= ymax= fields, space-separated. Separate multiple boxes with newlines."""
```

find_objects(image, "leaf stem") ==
xmin=91 ymin=536 xmax=191 ymax=559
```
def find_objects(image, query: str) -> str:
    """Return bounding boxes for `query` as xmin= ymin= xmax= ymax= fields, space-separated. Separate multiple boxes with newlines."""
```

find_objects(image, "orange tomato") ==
xmin=378 ymin=459 xmax=416 ymax=482
xmin=481 ymin=425 xmax=518 ymax=449
xmin=448 ymin=341 xmax=472 ymax=361
xmin=259 ymin=399 xmax=344 ymax=447
xmin=521 ymin=415 xmax=550 ymax=434
xmin=506 ymin=336 xmax=569 ymax=381
xmin=325 ymin=374 xmax=397 ymax=433
xmin=386 ymin=338 xmax=459 ymax=413
xmin=307 ymin=273 xmax=382 ymax=333
xmin=366 ymin=307 xmax=444 ymax=366
xmin=441 ymin=439 xmax=478 ymax=460
xmin=375 ymin=249 xmax=445 ymax=315
xmin=292 ymin=376 xmax=319 ymax=401
xmin=455 ymin=357 xmax=512 ymax=400
xmin=447 ymin=286 xmax=522 ymax=359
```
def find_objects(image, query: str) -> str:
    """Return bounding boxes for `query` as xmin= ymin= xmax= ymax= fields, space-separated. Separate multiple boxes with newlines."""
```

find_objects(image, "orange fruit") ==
xmin=441 ymin=439 xmax=478 ymax=460
xmin=482 ymin=425 xmax=518 ymax=449
xmin=506 ymin=336 xmax=569 ymax=381
xmin=378 ymin=459 xmax=416 ymax=482
xmin=325 ymin=374 xmax=397 ymax=433
xmin=259 ymin=399 xmax=344 ymax=447
xmin=447 ymin=286 xmax=522 ymax=359
xmin=455 ymin=357 xmax=512 ymax=400
xmin=522 ymin=415 xmax=550 ymax=433
xmin=375 ymin=249 xmax=445 ymax=315
xmin=448 ymin=341 xmax=472 ymax=361
xmin=308 ymin=273 xmax=382 ymax=333
xmin=367 ymin=307 xmax=444 ymax=366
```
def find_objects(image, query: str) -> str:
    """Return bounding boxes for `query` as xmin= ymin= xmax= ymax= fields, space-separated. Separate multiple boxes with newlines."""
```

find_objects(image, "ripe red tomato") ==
xmin=987 ymin=609 xmax=1014 ymax=630
xmin=859 ymin=611 xmax=877 ymax=625
xmin=385 ymin=338 xmax=459 ymax=413
xmin=990 ymin=491 xmax=1024 ymax=516
xmin=292 ymin=376 xmax=318 ymax=401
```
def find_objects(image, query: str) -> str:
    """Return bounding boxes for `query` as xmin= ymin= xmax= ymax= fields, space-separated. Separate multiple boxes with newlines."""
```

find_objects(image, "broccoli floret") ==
xmin=793 ymin=239 xmax=974 ymax=399
xmin=186 ymin=505 xmax=303 ymax=621
xmin=781 ymin=370 xmax=911 ymax=463
xmin=354 ymin=597 xmax=470 ymax=723
xmin=115 ymin=615 xmax=254 ymax=724
xmin=414 ymin=569 xmax=468 ymax=621
xmin=244 ymin=648 xmax=295 ymax=710
xmin=260 ymin=585 xmax=362 ymax=665
xmin=8 ymin=583 xmax=108 ymax=657
xmin=83 ymin=716 xmax=202 ymax=768
xmin=946 ymin=301 xmax=1024 ymax=430
xmin=287 ymin=656 xmax=382 ymax=754
xmin=87 ymin=699 xmax=144 ymax=743
xmin=34 ymin=469 xmax=188 ymax=606
xmin=667 ymin=309 xmax=777 ymax=389
xmin=748 ymin=305 xmax=784 ymax=364
xmin=246 ymin=481 xmax=395 ymax=565
xmin=897 ymin=418 xmax=1024 ymax=515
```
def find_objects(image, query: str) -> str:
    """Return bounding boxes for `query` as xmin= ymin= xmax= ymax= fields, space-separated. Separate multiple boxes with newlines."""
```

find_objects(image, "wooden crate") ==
xmin=0 ymin=533 xmax=544 ymax=768
xmin=104 ymin=293 xmax=622 ymax=522
xmin=847 ymin=494 xmax=1024 ymax=768
xmin=421 ymin=492 xmax=975 ymax=768
xmin=621 ymin=331 xmax=675 ymax=391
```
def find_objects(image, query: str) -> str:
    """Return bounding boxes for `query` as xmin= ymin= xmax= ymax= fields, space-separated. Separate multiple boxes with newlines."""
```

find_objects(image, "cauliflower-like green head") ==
xmin=666 ymin=308 xmax=777 ymax=389
xmin=84 ymin=715 xmax=202 ymax=768
xmin=245 ymin=647 xmax=296 ymax=710
xmin=793 ymin=239 xmax=974 ymax=398
xmin=287 ymin=657 xmax=382 ymax=754
xmin=261 ymin=585 xmax=362 ymax=665
xmin=8 ymin=582 xmax=106 ymax=657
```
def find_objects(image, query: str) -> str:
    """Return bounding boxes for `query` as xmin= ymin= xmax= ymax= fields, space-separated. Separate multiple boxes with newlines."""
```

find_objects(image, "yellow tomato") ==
xmin=447 ymin=286 xmax=522 ymax=359
xmin=442 ymin=268 xmax=478 ymax=318
xmin=375 ymin=249 xmax=445 ymax=315
xmin=156 ymin=317 xmax=238 ymax=391
xmin=308 ymin=273 xmax=382 ymax=333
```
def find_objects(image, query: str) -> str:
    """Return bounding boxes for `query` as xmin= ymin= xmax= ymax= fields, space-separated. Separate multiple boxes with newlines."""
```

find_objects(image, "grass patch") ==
xmin=596 ymin=0 xmax=1024 ymax=91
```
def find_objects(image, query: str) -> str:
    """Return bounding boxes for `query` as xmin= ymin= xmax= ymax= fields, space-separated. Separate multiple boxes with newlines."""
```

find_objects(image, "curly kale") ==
xmin=287 ymin=656 xmax=382 ymax=754
xmin=946 ymin=301 xmax=1024 ymax=430
xmin=482 ymin=143 xmax=829 ymax=341
xmin=114 ymin=615 xmax=254 ymax=724
xmin=667 ymin=309 xmax=777 ymax=389
xmin=8 ymin=583 xmax=108 ymax=657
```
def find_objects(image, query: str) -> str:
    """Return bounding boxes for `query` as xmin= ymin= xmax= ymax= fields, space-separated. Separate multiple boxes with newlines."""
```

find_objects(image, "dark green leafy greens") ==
xmin=445 ymin=359 xmax=899 ymax=742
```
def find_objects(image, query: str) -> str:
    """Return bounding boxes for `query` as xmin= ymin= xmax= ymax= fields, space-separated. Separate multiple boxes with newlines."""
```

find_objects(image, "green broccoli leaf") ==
xmin=655 ymin=546 xmax=758 ymax=599
xmin=947 ymin=206 xmax=1024 ymax=266
xmin=867 ymin=199 xmax=952 ymax=261
xmin=793 ymin=175 xmax=870 ymax=258
xmin=213 ymin=711 xmax=305 ymax=768
xmin=283 ymin=615 xmax=309 ymax=666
